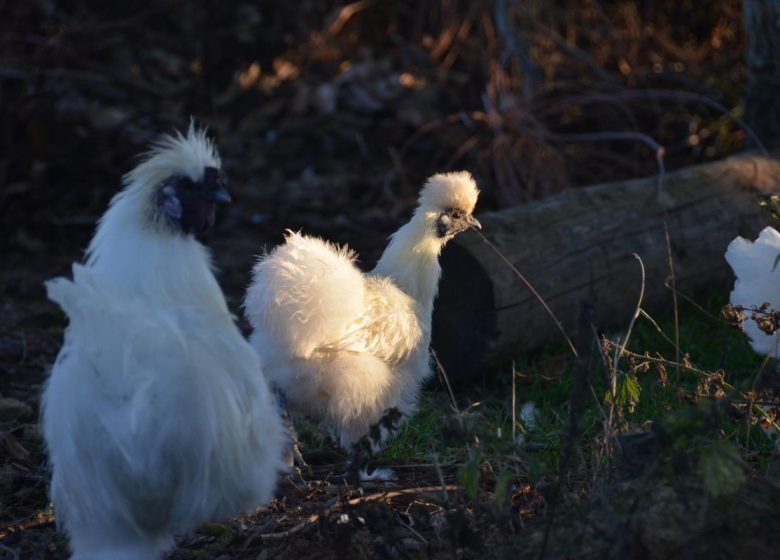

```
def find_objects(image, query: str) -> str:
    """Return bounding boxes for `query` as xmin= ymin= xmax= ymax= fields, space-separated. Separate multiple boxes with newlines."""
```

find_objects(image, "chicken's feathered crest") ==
xmin=124 ymin=122 xmax=220 ymax=192
xmin=417 ymin=171 xmax=479 ymax=214
xmin=84 ymin=123 xmax=224 ymax=300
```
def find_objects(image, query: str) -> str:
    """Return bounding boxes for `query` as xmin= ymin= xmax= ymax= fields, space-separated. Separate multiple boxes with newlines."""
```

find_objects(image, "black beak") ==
xmin=202 ymin=166 xmax=231 ymax=204
xmin=205 ymin=187 xmax=232 ymax=204
xmin=438 ymin=213 xmax=481 ymax=237
xmin=452 ymin=214 xmax=481 ymax=234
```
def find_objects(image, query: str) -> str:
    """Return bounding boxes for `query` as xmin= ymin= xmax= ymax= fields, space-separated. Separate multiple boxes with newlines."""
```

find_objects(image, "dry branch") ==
xmin=258 ymin=485 xmax=460 ymax=541
xmin=432 ymin=151 xmax=780 ymax=381
xmin=745 ymin=0 xmax=780 ymax=149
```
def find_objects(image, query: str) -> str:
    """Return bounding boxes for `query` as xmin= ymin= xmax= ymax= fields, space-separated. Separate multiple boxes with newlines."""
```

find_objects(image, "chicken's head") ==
xmin=124 ymin=123 xmax=231 ymax=236
xmin=417 ymin=171 xmax=481 ymax=241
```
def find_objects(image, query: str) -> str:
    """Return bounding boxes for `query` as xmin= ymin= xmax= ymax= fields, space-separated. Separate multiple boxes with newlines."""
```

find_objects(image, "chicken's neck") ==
xmin=372 ymin=220 xmax=443 ymax=316
xmin=84 ymin=189 xmax=229 ymax=313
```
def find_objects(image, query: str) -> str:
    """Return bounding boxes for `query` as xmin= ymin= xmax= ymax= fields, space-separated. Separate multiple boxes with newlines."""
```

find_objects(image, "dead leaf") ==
xmin=0 ymin=397 xmax=33 ymax=421
xmin=1 ymin=430 xmax=31 ymax=462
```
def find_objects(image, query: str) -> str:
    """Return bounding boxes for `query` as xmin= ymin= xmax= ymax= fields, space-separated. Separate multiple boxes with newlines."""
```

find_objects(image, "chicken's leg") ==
xmin=273 ymin=387 xmax=308 ymax=471
xmin=347 ymin=407 xmax=404 ymax=483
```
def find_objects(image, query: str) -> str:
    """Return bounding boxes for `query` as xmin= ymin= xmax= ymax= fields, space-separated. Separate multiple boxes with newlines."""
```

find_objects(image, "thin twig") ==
xmin=495 ymin=0 xmax=540 ymax=96
xmin=547 ymin=131 xmax=666 ymax=197
xmin=617 ymin=254 xmax=646 ymax=359
xmin=516 ymin=3 xmax=616 ymax=84
xmin=259 ymin=485 xmax=461 ymax=541
xmin=541 ymin=88 xmax=769 ymax=155
xmin=398 ymin=514 xmax=430 ymax=546
xmin=588 ymin=383 xmax=611 ymax=431
xmin=347 ymin=485 xmax=461 ymax=504
xmin=605 ymin=257 xmax=645 ymax=468
xmin=432 ymin=453 xmax=450 ymax=504
xmin=664 ymin=222 xmax=681 ymax=386
xmin=388 ymin=462 xmax=457 ymax=470
xmin=638 ymin=309 xmax=677 ymax=347
xmin=745 ymin=355 xmax=773 ymax=448
xmin=662 ymin=279 xmax=731 ymax=324
xmin=472 ymin=227 xmax=579 ymax=360
xmin=591 ymin=326 xmax=618 ymax=468
xmin=431 ymin=348 xmax=459 ymax=413
xmin=258 ymin=513 xmax=320 ymax=541
xmin=328 ymin=0 xmax=378 ymax=35
xmin=0 ymin=544 xmax=20 ymax=560
xmin=511 ymin=360 xmax=517 ymax=443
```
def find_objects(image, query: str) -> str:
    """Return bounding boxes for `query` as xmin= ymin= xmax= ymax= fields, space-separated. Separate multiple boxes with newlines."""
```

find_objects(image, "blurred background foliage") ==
xmin=0 ymin=0 xmax=748 ymax=269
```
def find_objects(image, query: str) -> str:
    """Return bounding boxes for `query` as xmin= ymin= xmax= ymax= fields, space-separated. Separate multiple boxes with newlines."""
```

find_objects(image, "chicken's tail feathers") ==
xmin=44 ymin=276 xmax=75 ymax=309
xmin=245 ymin=231 xmax=367 ymax=357
xmin=45 ymin=265 xmax=101 ymax=318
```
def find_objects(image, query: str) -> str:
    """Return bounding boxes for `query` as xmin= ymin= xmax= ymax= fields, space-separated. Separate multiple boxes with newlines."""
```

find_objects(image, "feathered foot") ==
xmin=273 ymin=387 xmax=308 ymax=476
xmin=346 ymin=407 xmax=404 ymax=484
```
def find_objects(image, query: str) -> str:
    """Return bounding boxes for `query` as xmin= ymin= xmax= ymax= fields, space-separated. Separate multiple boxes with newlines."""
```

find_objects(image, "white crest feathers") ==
xmin=417 ymin=171 xmax=479 ymax=214
xmin=125 ymin=122 xmax=221 ymax=190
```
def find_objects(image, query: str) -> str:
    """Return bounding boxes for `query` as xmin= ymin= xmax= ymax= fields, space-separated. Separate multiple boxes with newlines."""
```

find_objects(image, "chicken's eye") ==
xmin=450 ymin=210 xmax=463 ymax=219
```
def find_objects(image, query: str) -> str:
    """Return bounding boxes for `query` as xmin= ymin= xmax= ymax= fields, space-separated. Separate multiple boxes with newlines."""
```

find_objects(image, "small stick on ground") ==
xmin=259 ymin=485 xmax=461 ymax=541
xmin=432 ymin=453 xmax=450 ymax=504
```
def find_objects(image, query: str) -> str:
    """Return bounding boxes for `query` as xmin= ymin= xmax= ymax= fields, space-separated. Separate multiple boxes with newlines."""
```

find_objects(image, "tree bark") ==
xmin=744 ymin=0 xmax=780 ymax=149
xmin=432 ymin=152 xmax=780 ymax=381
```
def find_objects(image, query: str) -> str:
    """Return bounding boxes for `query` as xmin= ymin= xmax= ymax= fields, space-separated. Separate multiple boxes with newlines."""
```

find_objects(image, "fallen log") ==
xmin=431 ymin=152 xmax=780 ymax=381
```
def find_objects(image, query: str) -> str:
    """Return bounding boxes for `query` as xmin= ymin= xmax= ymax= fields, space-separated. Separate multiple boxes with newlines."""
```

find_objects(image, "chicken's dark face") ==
xmin=157 ymin=166 xmax=231 ymax=235
xmin=435 ymin=207 xmax=481 ymax=238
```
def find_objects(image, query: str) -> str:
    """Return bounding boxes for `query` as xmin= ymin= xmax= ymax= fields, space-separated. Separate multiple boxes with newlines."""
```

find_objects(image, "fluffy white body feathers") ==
xmin=725 ymin=226 xmax=780 ymax=357
xmin=42 ymin=127 xmax=286 ymax=559
xmin=245 ymin=172 xmax=480 ymax=448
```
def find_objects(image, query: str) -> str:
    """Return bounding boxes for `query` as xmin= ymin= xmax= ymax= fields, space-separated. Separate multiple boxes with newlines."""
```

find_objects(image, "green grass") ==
xmin=379 ymin=392 xmax=457 ymax=460
xmin=373 ymin=288 xmax=779 ymax=489
xmin=292 ymin=288 xmax=778 ymax=497
xmin=619 ymin=292 xmax=775 ymax=456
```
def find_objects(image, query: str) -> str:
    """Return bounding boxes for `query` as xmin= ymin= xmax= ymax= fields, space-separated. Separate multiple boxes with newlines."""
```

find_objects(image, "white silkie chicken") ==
xmin=41 ymin=125 xmax=286 ymax=560
xmin=726 ymin=226 xmax=780 ymax=448
xmin=244 ymin=172 xmax=480 ymax=463
xmin=725 ymin=226 xmax=780 ymax=357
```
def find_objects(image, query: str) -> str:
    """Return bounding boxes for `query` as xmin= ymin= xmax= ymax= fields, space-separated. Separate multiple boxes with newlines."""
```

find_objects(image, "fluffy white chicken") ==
xmin=244 ymin=172 xmax=480 ymax=459
xmin=726 ymin=226 xmax=780 ymax=448
xmin=41 ymin=125 xmax=286 ymax=560
xmin=725 ymin=226 xmax=780 ymax=357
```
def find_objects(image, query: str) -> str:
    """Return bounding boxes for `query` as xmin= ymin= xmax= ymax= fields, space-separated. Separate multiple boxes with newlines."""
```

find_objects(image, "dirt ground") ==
xmin=3 ymin=1 xmax=774 ymax=558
